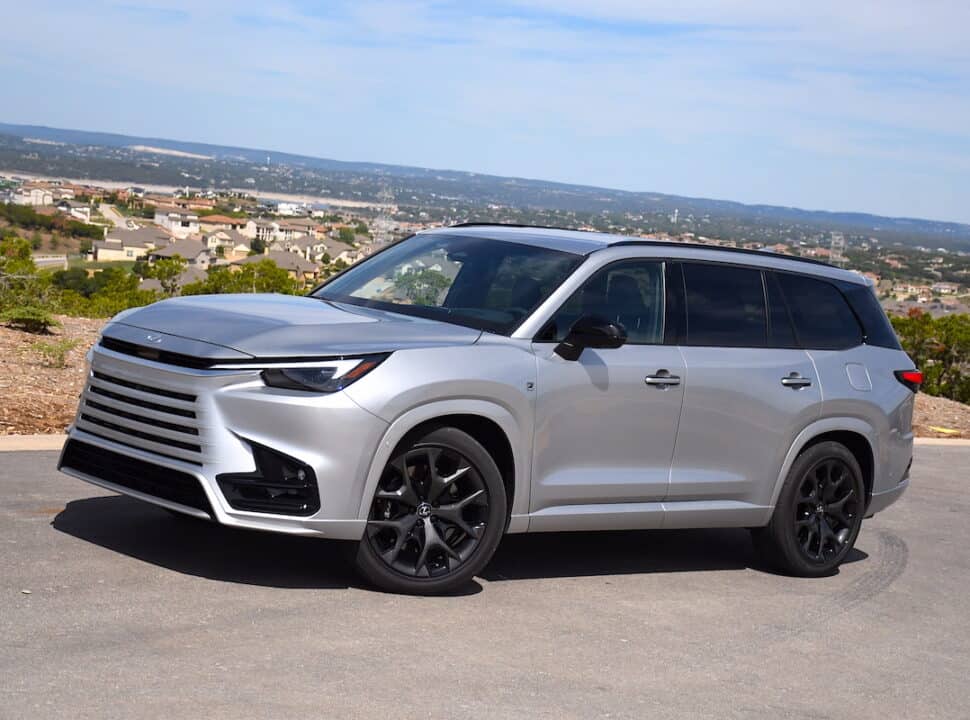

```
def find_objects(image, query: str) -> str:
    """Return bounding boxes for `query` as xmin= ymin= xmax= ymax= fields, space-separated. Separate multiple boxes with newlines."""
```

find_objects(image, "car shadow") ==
xmin=52 ymin=495 xmax=360 ymax=590
xmin=53 ymin=495 xmax=869 ymax=590
xmin=483 ymin=527 xmax=868 ymax=581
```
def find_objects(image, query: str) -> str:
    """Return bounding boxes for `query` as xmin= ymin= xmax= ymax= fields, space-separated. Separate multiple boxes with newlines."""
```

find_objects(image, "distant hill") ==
xmin=2 ymin=121 xmax=969 ymax=250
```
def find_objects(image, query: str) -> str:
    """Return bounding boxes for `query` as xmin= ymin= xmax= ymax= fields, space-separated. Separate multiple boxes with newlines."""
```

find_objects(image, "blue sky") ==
xmin=2 ymin=1 xmax=969 ymax=222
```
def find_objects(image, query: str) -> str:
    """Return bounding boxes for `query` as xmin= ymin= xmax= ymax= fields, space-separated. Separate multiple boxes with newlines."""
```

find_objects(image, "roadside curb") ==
xmin=1 ymin=433 xmax=969 ymax=452
xmin=0 ymin=435 xmax=67 ymax=452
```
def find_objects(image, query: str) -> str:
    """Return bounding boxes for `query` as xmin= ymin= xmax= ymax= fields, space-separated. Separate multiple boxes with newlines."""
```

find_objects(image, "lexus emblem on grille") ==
xmin=145 ymin=334 xmax=163 ymax=344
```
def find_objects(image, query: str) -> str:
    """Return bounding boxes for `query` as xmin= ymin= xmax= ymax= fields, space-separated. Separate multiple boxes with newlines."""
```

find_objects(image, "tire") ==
xmin=753 ymin=441 xmax=865 ymax=577
xmin=354 ymin=426 xmax=508 ymax=594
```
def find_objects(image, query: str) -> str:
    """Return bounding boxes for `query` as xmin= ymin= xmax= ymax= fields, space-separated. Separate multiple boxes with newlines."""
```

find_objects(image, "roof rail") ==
xmin=449 ymin=222 xmax=835 ymax=268
xmin=609 ymin=240 xmax=836 ymax=268
xmin=449 ymin=221 xmax=582 ymax=232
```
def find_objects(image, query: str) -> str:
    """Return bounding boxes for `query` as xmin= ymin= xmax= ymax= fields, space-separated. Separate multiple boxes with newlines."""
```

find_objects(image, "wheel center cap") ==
xmin=417 ymin=502 xmax=432 ymax=519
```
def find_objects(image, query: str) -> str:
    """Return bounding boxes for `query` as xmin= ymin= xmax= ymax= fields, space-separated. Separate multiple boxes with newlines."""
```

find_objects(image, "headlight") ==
xmin=259 ymin=354 xmax=389 ymax=393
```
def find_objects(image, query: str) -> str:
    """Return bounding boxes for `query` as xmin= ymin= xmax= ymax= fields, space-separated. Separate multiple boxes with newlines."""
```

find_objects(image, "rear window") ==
xmin=774 ymin=272 xmax=862 ymax=350
xmin=682 ymin=263 xmax=766 ymax=347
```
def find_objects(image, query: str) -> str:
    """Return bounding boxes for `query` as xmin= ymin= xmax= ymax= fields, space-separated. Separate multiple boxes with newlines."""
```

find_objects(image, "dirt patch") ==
xmin=0 ymin=316 xmax=101 ymax=435
xmin=913 ymin=392 xmax=970 ymax=438
xmin=1 ymin=317 xmax=968 ymax=438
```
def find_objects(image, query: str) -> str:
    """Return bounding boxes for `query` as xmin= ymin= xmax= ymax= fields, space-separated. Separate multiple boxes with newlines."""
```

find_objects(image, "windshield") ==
xmin=312 ymin=233 xmax=583 ymax=334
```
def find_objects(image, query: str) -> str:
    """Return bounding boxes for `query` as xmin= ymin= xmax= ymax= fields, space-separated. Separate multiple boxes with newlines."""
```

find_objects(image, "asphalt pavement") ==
xmin=1 ymin=446 xmax=968 ymax=719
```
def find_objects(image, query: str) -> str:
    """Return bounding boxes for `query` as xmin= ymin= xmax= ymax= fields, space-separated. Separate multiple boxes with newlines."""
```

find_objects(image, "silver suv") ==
xmin=59 ymin=224 xmax=917 ymax=594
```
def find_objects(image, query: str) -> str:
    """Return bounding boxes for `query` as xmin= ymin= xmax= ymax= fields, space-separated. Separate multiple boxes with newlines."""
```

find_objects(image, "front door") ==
xmin=530 ymin=259 xmax=685 ymax=528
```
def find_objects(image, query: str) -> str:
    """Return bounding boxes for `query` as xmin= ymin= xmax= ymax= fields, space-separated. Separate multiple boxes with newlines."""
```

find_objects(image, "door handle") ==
xmin=645 ymin=370 xmax=681 ymax=387
xmin=781 ymin=373 xmax=812 ymax=389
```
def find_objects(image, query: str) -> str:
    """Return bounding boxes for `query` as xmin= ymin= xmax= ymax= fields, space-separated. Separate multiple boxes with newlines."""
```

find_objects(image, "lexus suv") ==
xmin=58 ymin=224 xmax=916 ymax=594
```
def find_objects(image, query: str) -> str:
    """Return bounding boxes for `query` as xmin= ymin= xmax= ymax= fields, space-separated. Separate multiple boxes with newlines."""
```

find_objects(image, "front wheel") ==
xmin=354 ymin=426 xmax=507 ymax=594
xmin=753 ymin=441 xmax=865 ymax=577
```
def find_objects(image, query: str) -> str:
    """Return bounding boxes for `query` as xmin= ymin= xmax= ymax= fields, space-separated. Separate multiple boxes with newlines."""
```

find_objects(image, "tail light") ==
xmin=894 ymin=369 xmax=923 ymax=393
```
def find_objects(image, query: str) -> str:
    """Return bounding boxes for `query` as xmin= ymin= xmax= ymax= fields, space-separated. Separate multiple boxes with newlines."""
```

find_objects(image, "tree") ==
xmin=890 ymin=310 xmax=970 ymax=403
xmin=181 ymin=260 xmax=298 ymax=296
xmin=30 ymin=231 xmax=42 ymax=251
xmin=251 ymin=236 xmax=266 ymax=255
xmin=51 ymin=267 xmax=95 ymax=296
xmin=145 ymin=256 xmax=188 ymax=297
xmin=394 ymin=268 xmax=450 ymax=306
xmin=338 ymin=227 xmax=356 ymax=245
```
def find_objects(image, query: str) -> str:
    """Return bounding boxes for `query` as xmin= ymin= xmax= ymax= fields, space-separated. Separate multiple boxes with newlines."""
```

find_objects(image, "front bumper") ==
xmin=59 ymin=344 xmax=388 ymax=540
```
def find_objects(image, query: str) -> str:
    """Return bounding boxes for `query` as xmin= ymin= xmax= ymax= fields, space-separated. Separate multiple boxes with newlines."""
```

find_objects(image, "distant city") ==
xmin=0 ymin=122 xmax=968 ymax=315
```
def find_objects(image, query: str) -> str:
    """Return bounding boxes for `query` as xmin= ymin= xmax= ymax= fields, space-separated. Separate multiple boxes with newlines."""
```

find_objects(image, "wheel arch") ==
xmin=768 ymin=417 xmax=878 ymax=512
xmin=355 ymin=400 xmax=529 ymax=530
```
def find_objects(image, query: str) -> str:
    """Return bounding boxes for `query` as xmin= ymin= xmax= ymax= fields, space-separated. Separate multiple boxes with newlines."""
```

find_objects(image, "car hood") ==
xmin=103 ymin=294 xmax=482 ymax=360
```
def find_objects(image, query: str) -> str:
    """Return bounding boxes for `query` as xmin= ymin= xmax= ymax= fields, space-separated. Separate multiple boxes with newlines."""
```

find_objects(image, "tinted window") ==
xmin=776 ymin=273 xmax=862 ymax=350
xmin=315 ymin=233 xmax=582 ymax=335
xmin=840 ymin=282 xmax=901 ymax=349
xmin=765 ymin=272 xmax=798 ymax=348
xmin=683 ymin=263 xmax=766 ymax=347
xmin=542 ymin=260 xmax=664 ymax=344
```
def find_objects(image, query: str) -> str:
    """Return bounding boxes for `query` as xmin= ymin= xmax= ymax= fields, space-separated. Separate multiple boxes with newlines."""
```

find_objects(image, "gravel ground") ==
xmin=1 ymin=316 xmax=969 ymax=437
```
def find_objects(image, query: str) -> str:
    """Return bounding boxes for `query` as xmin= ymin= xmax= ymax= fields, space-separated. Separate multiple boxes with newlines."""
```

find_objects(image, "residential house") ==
xmin=232 ymin=250 xmax=320 ymax=283
xmin=56 ymin=199 xmax=91 ymax=223
xmin=198 ymin=214 xmax=252 ymax=233
xmin=91 ymin=226 xmax=173 ymax=262
xmin=154 ymin=206 xmax=201 ymax=239
xmin=173 ymin=196 xmax=217 ymax=212
xmin=276 ymin=201 xmax=306 ymax=216
xmin=140 ymin=266 xmax=208 ymax=293
xmin=148 ymin=237 xmax=212 ymax=267
xmin=932 ymin=282 xmax=960 ymax=295
xmin=12 ymin=185 xmax=53 ymax=206
xmin=204 ymin=230 xmax=252 ymax=260
xmin=257 ymin=218 xmax=313 ymax=248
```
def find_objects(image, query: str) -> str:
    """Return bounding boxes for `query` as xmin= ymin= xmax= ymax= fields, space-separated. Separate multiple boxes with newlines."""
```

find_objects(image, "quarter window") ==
xmin=541 ymin=260 xmax=664 ymax=344
xmin=682 ymin=263 xmax=766 ymax=347
xmin=775 ymin=273 xmax=862 ymax=350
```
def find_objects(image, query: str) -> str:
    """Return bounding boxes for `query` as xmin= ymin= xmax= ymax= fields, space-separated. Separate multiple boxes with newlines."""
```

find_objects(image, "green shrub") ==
xmin=0 ymin=305 xmax=61 ymax=333
xmin=31 ymin=338 xmax=81 ymax=368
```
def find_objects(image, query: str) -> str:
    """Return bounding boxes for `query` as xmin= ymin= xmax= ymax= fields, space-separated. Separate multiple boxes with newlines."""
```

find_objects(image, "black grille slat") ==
xmin=87 ymin=385 xmax=196 ymax=419
xmin=60 ymin=439 xmax=212 ymax=514
xmin=84 ymin=399 xmax=199 ymax=435
xmin=92 ymin=371 xmax=196 ymax=402
xmin=79 ymin=414 xmax=202 ymax=453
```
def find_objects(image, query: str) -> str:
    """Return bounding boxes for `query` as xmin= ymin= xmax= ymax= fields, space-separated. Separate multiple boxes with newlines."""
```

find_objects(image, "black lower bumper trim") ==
xmin=60 ymin=439 xmax=213 ymax=516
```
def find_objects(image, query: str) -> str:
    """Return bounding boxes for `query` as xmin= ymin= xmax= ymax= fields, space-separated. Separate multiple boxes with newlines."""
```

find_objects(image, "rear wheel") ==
xmin=354 ymin=426 xmax=507 ymax=594
xmin=753 ymin=441 xmax=865 ymax=577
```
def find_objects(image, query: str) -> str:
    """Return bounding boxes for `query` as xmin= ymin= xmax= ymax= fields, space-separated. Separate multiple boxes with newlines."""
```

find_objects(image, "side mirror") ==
xmin=554 ymin=314 xmax=628 ymax=361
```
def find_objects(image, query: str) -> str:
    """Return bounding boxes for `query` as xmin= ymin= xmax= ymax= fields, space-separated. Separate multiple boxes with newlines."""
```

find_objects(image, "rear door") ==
xmin=666 ymin=262 xmax=821 ymax=516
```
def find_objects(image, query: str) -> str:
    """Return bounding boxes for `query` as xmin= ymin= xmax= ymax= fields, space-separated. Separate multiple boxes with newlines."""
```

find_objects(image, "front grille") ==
xmin=60 ymin=439 xmax=213 ymax=515
xmin=75 ymin=366 xmax=204 ymax=465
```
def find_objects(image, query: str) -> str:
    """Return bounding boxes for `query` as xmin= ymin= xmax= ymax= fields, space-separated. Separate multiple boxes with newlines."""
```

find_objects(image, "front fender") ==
xmin=354 ymin=399 xmax=532 ymax=532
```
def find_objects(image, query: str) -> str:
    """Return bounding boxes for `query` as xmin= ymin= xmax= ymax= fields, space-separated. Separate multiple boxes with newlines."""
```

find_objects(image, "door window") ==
xmin=682 ymin=263 xmax=766 ymax=347
xmin=540 ymin=260 xmax=664 ymax=344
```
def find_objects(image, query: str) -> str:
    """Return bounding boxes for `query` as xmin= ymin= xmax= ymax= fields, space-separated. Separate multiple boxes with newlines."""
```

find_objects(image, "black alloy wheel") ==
xmin=753 ymin=440 xmax=865 ymax=577
xmin=355 ymin=426 xmax=506 ymax=594
xmin=793 ymin=457 xmax=861 ymax=564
